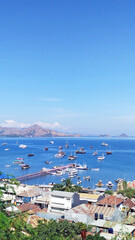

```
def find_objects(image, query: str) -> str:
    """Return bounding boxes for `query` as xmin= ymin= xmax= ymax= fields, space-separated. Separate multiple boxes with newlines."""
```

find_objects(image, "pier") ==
xmin=17 ymin=164 xmax=72 ymax=181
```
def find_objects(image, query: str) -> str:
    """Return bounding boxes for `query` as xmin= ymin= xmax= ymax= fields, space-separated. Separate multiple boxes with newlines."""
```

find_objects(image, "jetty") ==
xmin=17 ymin=164 xmax=72 ymax=181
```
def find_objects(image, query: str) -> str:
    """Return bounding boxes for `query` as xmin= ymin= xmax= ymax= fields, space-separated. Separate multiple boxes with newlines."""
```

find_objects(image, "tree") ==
xmin=86 ymin=234 xmax=106 ymax=240
xmin=52 ymin=178 xmax=82 ymax=193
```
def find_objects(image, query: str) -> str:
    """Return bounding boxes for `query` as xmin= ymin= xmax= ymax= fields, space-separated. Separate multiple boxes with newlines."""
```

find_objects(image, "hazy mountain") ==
xmin=118 ymin=133 xmax=128 ymax=138
xmin=0 ymin=124 xmax=77 ymax=137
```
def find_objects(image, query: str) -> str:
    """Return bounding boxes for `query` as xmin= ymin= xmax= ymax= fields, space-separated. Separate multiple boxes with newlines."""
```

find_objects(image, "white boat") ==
xmin=19 ymin=144 xmax=27 ymax=149
xmin=85 ymin=176 xmax=91 ymax=181
xmin=76 ymin=164 xmax=88 ymax=170
xmin=50 ymin=141 xmax=54 ymax=144
xmin=2 ymin=142 xmax=7 ymax=146
xmin=4 ymin=148 xmax=10 ymax=151
xmin=13 ymin=160 xmax=24 ymax=164
xmin=5 ymin=165 xmax=11 ymax=167
xmin=68 ymin=155 xmax=77 ymax=160
xmin=55 ymin=153 xmax=63 ymax=158
xmin=90 ymin=168 xmax=99 ymax=171
xmin=98 ymin=154 xmax=105 ymax=160
xmin=101 ymin=142 xmax=108 ymax=146
xmin=92 ymin=151 xmax=98 ymax=156
xmin=77 ymin=180 xmax=82 ymax=184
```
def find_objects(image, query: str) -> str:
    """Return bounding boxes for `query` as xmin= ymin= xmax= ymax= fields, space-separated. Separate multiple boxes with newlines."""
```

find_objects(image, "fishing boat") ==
xmin=4 ymin=148 xmax=10 ymax=151
xmin=98 ymin=154 xmax=105 ymax=160
xmin=17 ymin=157 xmax=24 ymax=160
xmin=106 ymin=181 xmax=114 ymax=188
xmin=45 ymin=161 xmax=52 ymax=164
xmin=45 ymin=147 xmax=48 ymax=151
xmin=13 ymin=160 xmax=24 ymax=164
xmin=65 ymin=144 xmax=69 ymax=148
xmin=106 ymin=150 xmax=112 ymax=155
xmin=68 ymin=155 xmax=77 ymax=160
xmin=86 ymin=176 xmax=91 ymax=181
xmin=76 ymin=149 xmax=86 ymax=154
xmin=50 ymin=141 xmax=54 ymax=144
xmin=96 ymin=180 xmax=104 ymax=187
xmin=28 ymin=154 xmax=34 ymax=157
xmin=21 ymin=164 xmax=30 ymax=169
xmin=59 ymin=146 xmax=63 ymax=149
xmin=5 ymin=165 xmax=11 ymax=167
xmin=90 ymin=146 xmax=93 ymax=149
xmin=55 ymin=151 xmax=66 ymax=158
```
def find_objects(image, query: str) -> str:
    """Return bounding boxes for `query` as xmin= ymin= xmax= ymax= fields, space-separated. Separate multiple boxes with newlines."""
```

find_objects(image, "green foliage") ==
xmin=105 ymin=190 xmax=113 ymax=195
xmin=86 ymin=234 xmax=106 ymax=240
xmin=52 ymin=178 xmax=82 ymax=192
xmin=118 ymin=188 xmax=135 ymax=199
xmin=123 ymin=180 xmax=127 ymax=190
xmin=30 ymin=219 xmax=83 ymax=240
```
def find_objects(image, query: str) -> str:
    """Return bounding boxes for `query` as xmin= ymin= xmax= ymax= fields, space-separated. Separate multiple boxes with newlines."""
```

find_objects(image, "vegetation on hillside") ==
xmin=52 ymin=178 xmax=82 ymax=192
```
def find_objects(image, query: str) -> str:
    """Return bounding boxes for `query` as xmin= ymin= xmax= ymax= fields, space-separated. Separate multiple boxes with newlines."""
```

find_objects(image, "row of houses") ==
xmin=2 ymin=182 xmax=135 ymax=240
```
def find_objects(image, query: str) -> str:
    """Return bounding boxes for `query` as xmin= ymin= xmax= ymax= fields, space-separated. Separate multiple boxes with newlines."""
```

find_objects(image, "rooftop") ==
xmin=51 ymin=190 xmax=75 ymax=198
xmin=79 ymin=193 xmax=100 ymax=200
xmin=97 ymin=195 xmax=123 ymax=207
xmin=17 ymin=203 xmax=40 ymax=213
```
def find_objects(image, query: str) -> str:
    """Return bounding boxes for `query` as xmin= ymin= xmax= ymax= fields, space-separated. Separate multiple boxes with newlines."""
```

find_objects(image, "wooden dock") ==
xmin=17 ymin=164 xmax=71 ymax=181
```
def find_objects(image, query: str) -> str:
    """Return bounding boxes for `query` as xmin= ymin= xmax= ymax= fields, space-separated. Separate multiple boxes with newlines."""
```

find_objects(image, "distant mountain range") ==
xmin=0 ymin=124 xmax=79 ymax=137
xmin=0 ymin=124 xmax=129 ymax=138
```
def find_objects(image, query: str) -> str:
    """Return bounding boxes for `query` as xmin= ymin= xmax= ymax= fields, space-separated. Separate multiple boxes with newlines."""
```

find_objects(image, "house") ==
xmin=34 ymin=193 xmax=50 ymax=208
xmin=17 ymin=203 xmax=41 ymax=214
xmin=48 ymin=191 xmax=83 ymax=213
xmin=16 ymin=188 xmax=42 ymax=203
xmin=79 ymin=193 xmax=104 ymax=204
xmin=96 ymin=195 xmax=124 ymax=208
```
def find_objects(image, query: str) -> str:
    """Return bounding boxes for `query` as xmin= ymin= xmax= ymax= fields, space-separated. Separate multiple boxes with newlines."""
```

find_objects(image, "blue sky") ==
xmin=0 ymin=0 xmax=135 ymax=135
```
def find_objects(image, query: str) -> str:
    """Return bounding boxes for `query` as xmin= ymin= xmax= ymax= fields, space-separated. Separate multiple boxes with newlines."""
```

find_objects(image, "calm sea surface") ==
xmin=0 ymin=137 xmax=135 ymax=189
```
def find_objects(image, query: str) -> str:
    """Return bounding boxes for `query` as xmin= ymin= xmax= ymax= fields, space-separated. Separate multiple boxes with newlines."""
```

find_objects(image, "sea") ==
xmin=0 ymin=137 xmax=135 ymax=189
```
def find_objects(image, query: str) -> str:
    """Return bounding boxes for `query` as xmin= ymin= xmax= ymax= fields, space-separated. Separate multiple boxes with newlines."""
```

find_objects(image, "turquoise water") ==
xmin=0 ymin=137 xmax=135 ymax=189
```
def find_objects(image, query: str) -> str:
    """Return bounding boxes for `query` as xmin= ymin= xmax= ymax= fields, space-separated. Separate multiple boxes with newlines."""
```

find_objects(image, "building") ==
xmin=79 ymin=193 xmax=104 ymax=204
xmin=48 ymin=191 xmax=83 ymax=213
xmin=96 ymin=195 xmax=124 ymax=208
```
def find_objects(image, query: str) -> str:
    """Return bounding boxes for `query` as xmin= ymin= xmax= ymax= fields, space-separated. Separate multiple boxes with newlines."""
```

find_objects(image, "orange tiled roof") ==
xmin=96 ymin=195 xmax=123 ymax=207
xmin=17 ymin=203 xmax=40 ymax=213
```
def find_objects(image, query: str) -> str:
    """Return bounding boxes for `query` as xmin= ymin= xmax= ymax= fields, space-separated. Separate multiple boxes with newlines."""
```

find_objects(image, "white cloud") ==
xmin=0 ymin=120 xmax=68 ymax=131
xmin=1 ymin=120 xmax=30 ymax=128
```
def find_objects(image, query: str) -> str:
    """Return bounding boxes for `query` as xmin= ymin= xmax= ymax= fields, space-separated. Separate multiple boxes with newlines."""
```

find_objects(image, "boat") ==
xmin=85 ymin=176 xmax=91 ymax=181
xmin=2 ymin=142 xmax=7 ymax=146
xmin=101 ymin=143 xmax=109 ymax=146
xmin=28 ymin=154 xmax=34 ymax=157
xmin=17 ymin=157 xmax=24 ymax=160
xmin=96 ymin=180 xmax=104 ymax=187
xmin=41 ymin=167 xmax=48 ymax=172
xmin=19 ymin=144 xmax=27 ymax=149
xmin=13 ymin=160 xmax=24 ymax=164
xmin=4 ymin=149 xmax=10 ymax=151
xmin=77 ymin=180 xmax=82 ymax=184
xmin=21 ymin=164 xmax=30 ymax=169
xmin=98 ymin=154 xmax=105 ymax=160
xmin=76 ymin=150 xmax=86 ymax=154
xmin=44 ymin=147 xmax=48 ymax=151
xmin=61 ymin=178 xmax=66 ymax=182
xmin=68 ymin=155 xmax=77 ymax=160
xmin=76 ymin=164 xmax=88 ymax=170
xmin=76 ymin=176 xmax=80 ymax=179
xmin=50 ymin=141 xmax=54 ymax=144
xmin=106 ymin=150 xmax=112 ymax=155
xmin=45 ymin=161 xmax=52 ymax=164
xmin=65 ymin=144 xmax=69 ymax=148
xmin=106 ymin=181 xmax=114 ymax=188
xmin=56 ymin=171 xmax=63 ymax=176
xmin=5 ymin=165 xmax=11 ymax=167
xmin=51 ymin=172 xmax=57 ymax=175
xmin=59 ymin=146 xmax=63 ymax=149
xmin=92 ymin=151 xmax=98 ymax=156
xmin=55 ymin=151 xmax=66 ymax=158
xmin=90 ymin=146 xmax=93 ymax=149
xmin=90 ymin=168 xmax=99 ymax=171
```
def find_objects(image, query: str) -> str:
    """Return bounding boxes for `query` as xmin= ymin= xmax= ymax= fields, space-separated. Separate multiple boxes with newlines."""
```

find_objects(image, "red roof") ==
xmin=96 ymin=195 xmax=123 ymax=207
xmin=123 ymin=199 xmax=135 ymax=209
xmin=17 ymin=203 xmax=40 ymax=213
